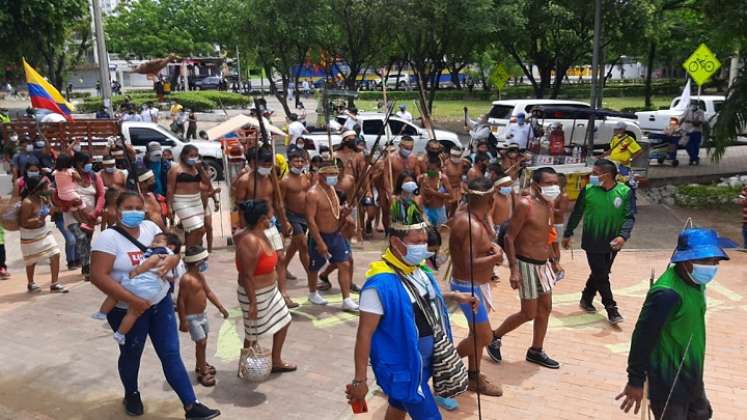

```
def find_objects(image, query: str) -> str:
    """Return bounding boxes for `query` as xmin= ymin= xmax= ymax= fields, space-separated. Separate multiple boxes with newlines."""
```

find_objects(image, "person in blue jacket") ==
xmin=346 ymin=216 xmax=477 ymax=420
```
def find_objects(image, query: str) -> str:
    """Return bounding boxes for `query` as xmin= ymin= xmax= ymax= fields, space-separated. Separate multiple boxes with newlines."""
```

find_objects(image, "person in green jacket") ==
xmin=616 ymin=228 xmax=729 ymax=420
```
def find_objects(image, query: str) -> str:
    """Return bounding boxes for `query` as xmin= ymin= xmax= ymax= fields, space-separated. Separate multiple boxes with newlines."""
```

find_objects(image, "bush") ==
xmin=674 ymin=184 xmax=742 ymax=208
xmin=185 ymin=91 xmax=251 ymax=108
xmin=78 ymin=91 xmax=249 ymax=113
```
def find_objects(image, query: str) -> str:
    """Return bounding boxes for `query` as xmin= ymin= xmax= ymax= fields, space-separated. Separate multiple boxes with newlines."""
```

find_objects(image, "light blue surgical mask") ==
xmin=27 ymin=171 xmax=40 ymax=178
xmin=257 ymin=166 xmax=272 ymax=176
xmin=198 ymin=261 xmax=209 ymax=273
xmin=120 ymin=210 xmax=145 ymax=228
xmin=589 ymin=175 xmax=601 ymax=186
xmin=402 ymin=181 xmax=418 ymax=193
xmin=499 ymin=186 xmax=513 ymax=196
xmin=325 ymin=176 xmax=338 ymax=186
xmin=402 ymin=243 xmax=434 ymax=266
xmin=290 ymin=167 xmax=303 ymax=175
xmin=690 ymin=264 xmax=718 ymax=285
xmin=186 ymin=158 xmax=199 ymax=166
xmin=399 ymin=148 xmax=412 ymax=158
xmin=104 ymin=167 xmax=116 ymax=174
xmin=83 ymin=163 xmax=94 ymax=173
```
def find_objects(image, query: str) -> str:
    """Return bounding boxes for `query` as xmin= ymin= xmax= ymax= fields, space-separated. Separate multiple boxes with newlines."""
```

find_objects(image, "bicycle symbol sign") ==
xmin=683 ymin=43 xmax=721 ymax=86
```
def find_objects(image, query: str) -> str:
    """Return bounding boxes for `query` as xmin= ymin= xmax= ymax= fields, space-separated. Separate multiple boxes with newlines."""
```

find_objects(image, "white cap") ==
xmin=614 ymin=121 xmax=626 ymax=130
xmin=342 ymin=130 xmax=357 ymax=139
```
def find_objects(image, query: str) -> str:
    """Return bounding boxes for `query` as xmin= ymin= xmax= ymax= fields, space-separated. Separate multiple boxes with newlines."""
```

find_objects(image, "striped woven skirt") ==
xmin=238 ymin=284 xmax=292 ymax=339
xmin=20 ymin=225 xmax=60 ymax=266
xmin=172 ymin=193 xmax=204 ymax=233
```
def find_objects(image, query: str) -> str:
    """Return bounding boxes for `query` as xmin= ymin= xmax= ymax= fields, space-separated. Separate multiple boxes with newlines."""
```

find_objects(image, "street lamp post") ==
xmin=91 ymin=0 xmax=112 ymax=115
xmin=587 ymin=0 xmax=602 ymax=159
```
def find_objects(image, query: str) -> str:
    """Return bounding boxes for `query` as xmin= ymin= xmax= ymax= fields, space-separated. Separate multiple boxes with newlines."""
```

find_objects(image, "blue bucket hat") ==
xmin=671 ymin=228 xmax=730 ymax=263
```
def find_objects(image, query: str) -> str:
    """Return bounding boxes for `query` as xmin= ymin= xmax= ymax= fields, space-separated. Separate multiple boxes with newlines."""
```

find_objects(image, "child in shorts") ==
xmin=177 ymin=245 xmax=229 ymax=387
xmin=92 ymin=233 xmax=174 ymax=345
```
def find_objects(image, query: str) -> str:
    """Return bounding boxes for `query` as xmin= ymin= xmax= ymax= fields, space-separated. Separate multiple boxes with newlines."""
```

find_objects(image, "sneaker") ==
xmin=123 ymin=391 xmax=144 ymax=416
xmin=317 ymin=275 xmax=332 ymax=291
xmin=342 ymin=297 xmax=359 ymax=312
xmin=467 ymin=373 xmax=503 ymax=397
xmin=607 ymin=307 xmax=624 ymax=325
xmin=526 ymin=348 xmax=560 ymax=369
xmin=579 ymin=299 xmax=597 ymax=313
xmin=434 ymin=396 xmax=459 ymax=411
xmin=113 ymin=331 xmax=126 ymax=345
xmin=351 ymin=283 xmax=361 ymax=294
xmin=308 ymin=291 xmax=328 ymax=305
xmin=91 ymin=312 xmax=107 ymax=320
xmin=185 ymin=402 xmax=221 ymax=420
xmin=486 ymin=336 xmax=502 ymax=363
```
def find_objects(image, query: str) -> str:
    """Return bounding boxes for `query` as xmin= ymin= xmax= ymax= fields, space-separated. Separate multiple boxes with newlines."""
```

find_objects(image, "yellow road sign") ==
xmin=491 ymin=63 xmax=510 ymax=90
xmin=683 ymin=43 xmax=721 ymax=86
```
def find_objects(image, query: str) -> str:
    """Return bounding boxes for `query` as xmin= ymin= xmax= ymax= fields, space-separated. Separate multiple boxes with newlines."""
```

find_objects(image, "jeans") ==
xmin=582 ymin=252 xmax=618 ymax=309
xmin=388 ymin=335 xmax=441 ymax=420
xmin=0 ymin=244 xmax=5 ymax=269
xmin=685 ymin=131 xmax=702 ymax=164
xmin=54 ymin=218 xmax=78 ymax=265
xmin=67 ymin=224 xmax=92 ymax=268
xmin=742 ymin=225 xmax=747 ymax=249
xmin=107 ymin=294 xmax=197 ymax=406
xmin=650 ymin=394 xmax=712 ymax=420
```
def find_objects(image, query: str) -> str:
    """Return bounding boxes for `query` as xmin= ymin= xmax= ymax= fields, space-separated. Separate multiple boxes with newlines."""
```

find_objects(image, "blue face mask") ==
xmin=120 ymin=210 xmax=145 ymax=228
xmin=27 ymin=171 xmax=40 ymax=178
xmin=186 ymin=158 xmax=199 ymax=166
xmin=589 ymin=175 xmax=601 ymax=186
xmin=198 ymin=261 xmax=208 ymax=273
xmin=402 ymin=243 xmax=434 ymax=266
xmin=690 ymin=264 xmax=718 ymax=285
xmin=399 ymin=148 xmax=412 ymax=158
xmin=325 ymin=176 xmax=338 ymax=186
xmin=83 ymin=163 xmax=94 ymax=173
xmin=499 ymin=186 xmax=513 ymax=196
xmin=104 ymin=167 xmax=116 ymax=173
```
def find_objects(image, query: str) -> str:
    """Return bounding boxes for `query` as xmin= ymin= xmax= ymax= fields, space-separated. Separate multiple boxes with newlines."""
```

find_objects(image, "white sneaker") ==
xmin=113 ymin=331 xmax=126 ymax=345
xmin=308 ymin=291 xmax=328 ymax=305
xmin=91 ymin=311 xmax=107 ymax=320
xmin=342 ymin=297 xmax=359 ymax=312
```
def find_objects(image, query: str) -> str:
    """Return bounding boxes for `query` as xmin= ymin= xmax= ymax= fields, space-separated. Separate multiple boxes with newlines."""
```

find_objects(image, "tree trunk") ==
xmin=427 ymin=67 xmax=442 ymax=113
xmin=550 ymin=65 xmax=569 ymax=99
xmin=535 ymin=65 xmax=552 ymax=99
xmin=644 ymin=41 xmax=656 ymax=108
xmin=268 ymin=66 xmax=292 ymax=118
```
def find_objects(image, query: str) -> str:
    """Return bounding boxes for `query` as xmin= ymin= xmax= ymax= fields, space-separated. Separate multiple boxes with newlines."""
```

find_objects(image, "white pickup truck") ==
xmin=486 ymin=99 xmax=643 ymax=147
xmin=120 ymin=122 xmax=225 ymax=180
xmin=304 ymin=112 xmax=461 ymax=154
xmin=635 ymin=95 xmax=724 ymax=135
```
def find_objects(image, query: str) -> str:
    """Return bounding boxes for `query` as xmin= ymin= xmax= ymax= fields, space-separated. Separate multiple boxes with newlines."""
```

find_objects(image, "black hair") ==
xmin=531 ymin=166 xmax=558 ymax=183
xmin=180 ymin=144 xmax=199 ymax=164
xmin=74 ymin=151 xmax=91 ymax=167
xmin=401 ymin=135 xmax=414 ymax=143
xmin=161 ymin=232 xmax=182 ymax=255
xmin=55 ymin=153 xmax=74 ymax=171
xmin=394 ymin=170 xmax=416 ymax=195
xmin=116 ymin=190 xmax=144 ymax=208
xmin=310 ymin=155 xmax=322 ymax=165
xmin=184 ymin=245 xmax=205 ymax=263
xmin=289 ymin=113 xmax=298 ymax=121
xmin=104 ymin=188 xmax=121 ymax=206
xmin=426 ymin=226 xmax=442 ymax=248
xmin=475 ymin=152 xmax=491 ymax=164
xmin=287 ymin=148 xmax=304 ymax=161
xmin=257 ymin=145 xmax=273 ymax=164
xmin=22 ymin=176 xmax=47 ymax=198
xmin=349 ymin=107 xmax=358 ymax=114
xmin=594 ymin=158 xmax=618 ymax=178
xmin=467 ymin=176 xmax=493 ymax=193
xmin=334 ymin=157 xmax=344 ymax=170
xmin=240 ymin=199 xmax=269 ymax=228
xmin=427 ymin=155 xmax=442 ymax=168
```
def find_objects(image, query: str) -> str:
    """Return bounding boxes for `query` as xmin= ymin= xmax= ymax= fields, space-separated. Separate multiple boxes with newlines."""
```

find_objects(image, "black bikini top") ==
xmin=176 ymin=171 xmax=201 ymax=183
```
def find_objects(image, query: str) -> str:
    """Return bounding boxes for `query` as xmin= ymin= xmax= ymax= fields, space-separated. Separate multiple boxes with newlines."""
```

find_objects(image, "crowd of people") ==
xmin=0 ymin=100 xmax=733 ymax=419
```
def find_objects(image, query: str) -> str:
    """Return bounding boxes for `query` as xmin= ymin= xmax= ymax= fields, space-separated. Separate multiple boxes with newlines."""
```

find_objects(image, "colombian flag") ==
xmin=22 ymin=58 xmax=76 ymax=120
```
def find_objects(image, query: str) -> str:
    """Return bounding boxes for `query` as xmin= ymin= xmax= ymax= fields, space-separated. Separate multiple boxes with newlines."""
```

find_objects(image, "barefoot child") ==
xmin=92 ymin=233 xmax=174 ymax=345
xmin=178 ymin=245 xmax=229 ymax=387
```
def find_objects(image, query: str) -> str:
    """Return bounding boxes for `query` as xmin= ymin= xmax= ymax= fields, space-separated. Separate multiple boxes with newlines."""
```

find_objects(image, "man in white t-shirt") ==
xmin=504 ymin=112 xmax=534 ymax=151
xmin=343 ymin=107 xmax=359 ymax=131
xmin=287 ymin=113 xmax=308 ymax=143
xmin=396 ymin=104 xmax=413 ymax=122
xmin=140 ymin=104 xmax=153 ymax=123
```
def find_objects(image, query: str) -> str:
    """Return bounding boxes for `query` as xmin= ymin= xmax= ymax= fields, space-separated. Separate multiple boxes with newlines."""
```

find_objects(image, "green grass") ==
xmin=356 ymin=96 xmax=674 ymax=120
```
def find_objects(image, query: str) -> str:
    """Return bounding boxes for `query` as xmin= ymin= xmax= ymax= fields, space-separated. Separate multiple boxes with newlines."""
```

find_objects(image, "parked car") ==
xmin=194 ymin=76 xmax=223 ymax=90
xmin=636 ymin=95 xmax=725 ymax=135
xmin=486 ymin=99 xmax=643 ymax=147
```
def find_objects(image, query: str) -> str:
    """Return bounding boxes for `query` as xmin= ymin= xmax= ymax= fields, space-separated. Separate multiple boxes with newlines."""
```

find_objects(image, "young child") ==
xmin=53 ymin=154 xmax=84 ymax=211
xmin=177 ymin=245 xmax=229 ymax=387
xmin=161 ymin=232 xmax=186 ymax=302
xmin=92 ymin=233 xmax=174 ymax=345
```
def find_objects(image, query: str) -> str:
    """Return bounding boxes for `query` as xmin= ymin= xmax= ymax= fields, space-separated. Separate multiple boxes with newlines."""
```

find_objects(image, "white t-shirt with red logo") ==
xmin=91 ymin=220 xmax=167 ymax=308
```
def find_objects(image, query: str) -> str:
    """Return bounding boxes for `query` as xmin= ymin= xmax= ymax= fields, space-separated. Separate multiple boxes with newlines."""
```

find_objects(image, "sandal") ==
xmin=284 ymin=296 xmax=300 ymax=309
xmin=286 ymin=271 xmax=298 ymax=280
xmin=196 ymin=364 xmax=217 ymax=375
xmin=197 ymin=370 xmax=216 ymax=387
xmin=271 ymin=362 xmax=297 ymax=373
xmin=27 ymin=282 xmax=41 ymax=293
xmin=50 ymin=283 xmax=69 ymax=293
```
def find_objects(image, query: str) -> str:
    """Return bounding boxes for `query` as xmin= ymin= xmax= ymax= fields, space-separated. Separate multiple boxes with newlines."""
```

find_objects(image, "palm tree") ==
xmin=710 ymin=63 xmax=746 ymax=162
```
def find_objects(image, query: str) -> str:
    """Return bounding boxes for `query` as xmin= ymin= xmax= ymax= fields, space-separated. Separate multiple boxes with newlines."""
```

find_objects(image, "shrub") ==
xmin=674 ymin=184 xmax=742 ymax=208
xmin=184 ymin=91 xmax=251 ymax=108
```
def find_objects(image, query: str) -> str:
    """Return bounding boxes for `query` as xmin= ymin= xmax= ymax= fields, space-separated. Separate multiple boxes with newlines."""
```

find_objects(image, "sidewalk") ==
xmin=648 ymin=145 xmax=747 ymax=183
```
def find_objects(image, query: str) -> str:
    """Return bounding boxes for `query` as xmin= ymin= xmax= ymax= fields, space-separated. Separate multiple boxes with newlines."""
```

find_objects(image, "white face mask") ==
xmin=401 ymin=181 xmax=418 ymax=193
xmin=540 ymin=185 xmax=561 ymax=201
xmin=450 ymin=156 xmax=461 ymax=163
xmin=290 ymin=167 xmax=303 ymax=175
xmin=257 ymin=166 xmax=272 ymax=176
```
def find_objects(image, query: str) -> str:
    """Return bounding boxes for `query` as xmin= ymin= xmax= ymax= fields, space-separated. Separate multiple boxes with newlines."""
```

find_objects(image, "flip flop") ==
xmin=196 ymin=364 xmax=217 ymax=375
xmin=197 ymin=370 xmax=216 ymax=387
xmin=271 ymin=362 xmax=297 ymax=373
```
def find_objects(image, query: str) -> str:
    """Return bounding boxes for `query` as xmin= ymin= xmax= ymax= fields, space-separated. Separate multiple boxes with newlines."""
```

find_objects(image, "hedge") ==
xmin=77 ymin=91 xmax=250 ymax=113
xmin=674 ymin=184 xmax=742 ymax=208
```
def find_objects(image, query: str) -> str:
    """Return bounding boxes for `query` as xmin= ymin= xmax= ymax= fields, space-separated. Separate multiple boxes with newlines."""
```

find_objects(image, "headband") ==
xmin=318 ymin=166 xmax=339 ymax=174
xmin=450 ymin=149 xmax=463 ymax=156
xmin=494 ymin=176 xmax=512 ymax=186
xmin=184 ymin=250 xmax=209 ymax=263
xmin=103 ymin=158 xmax=116 ymax=165
xmin=112 ymin=150 xmax=125 ymax=157
xmin=390 ymin=221 xmax=428 ymax=231
xmin=466 ymin=186 xmax=495 ymax=196
xmin=399 ymin=137 xmax=414 ymax=145
xmin=138 ymin=170 xmax=154 ymax=182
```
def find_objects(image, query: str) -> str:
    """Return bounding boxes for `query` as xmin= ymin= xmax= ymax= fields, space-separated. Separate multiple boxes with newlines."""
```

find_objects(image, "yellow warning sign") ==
xmin=683 ymin=43 xmax=721 ymax=86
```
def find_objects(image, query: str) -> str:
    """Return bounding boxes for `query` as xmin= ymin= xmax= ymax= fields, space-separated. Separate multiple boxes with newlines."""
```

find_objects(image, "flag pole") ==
xmin=91 ymin=0 xmax=113 ymax=116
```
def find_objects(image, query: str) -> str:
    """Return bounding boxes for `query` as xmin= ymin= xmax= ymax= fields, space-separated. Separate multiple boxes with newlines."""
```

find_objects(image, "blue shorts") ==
xmin=308 ymin=232 xmax=351 ymax=272
xmin=450 ymin=279 xmax=490 ymax=324
xmin=424 ymin=206 xmax=447 ymax=226
xmin=388 ymin=335 xmax=441 ymax=420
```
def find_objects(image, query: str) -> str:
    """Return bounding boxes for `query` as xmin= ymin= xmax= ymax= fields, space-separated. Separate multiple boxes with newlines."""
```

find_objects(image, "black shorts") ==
xmin=286 ymin=210 xmax=308 ymax=236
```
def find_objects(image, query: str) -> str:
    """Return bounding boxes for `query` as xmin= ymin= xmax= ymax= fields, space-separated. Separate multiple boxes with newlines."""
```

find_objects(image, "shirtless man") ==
xmin=416 ymin=139 xmax=444 ymax=174
xmin=281 ymin=149 xmax=312 ymax=279
xmin=232 ymin=145 xmax=297 ymax=308
xmin=378 ymin=137 xmax=420 ymax=233
xmin=500 ymin=144 xmax=527 ymax=181
xmin=335 ymin=130 xmax=367 ymax=181
xmin=444 ymin=147 xmax=467 ymax=216
xmin=99 ymin=155 xmax=127 ymax=190
xmin=449 ymin=177 xmax=503 ymax=397
xmin=305 ymin=163 xmax=358 ymax=312
xmin=418 ymin=156 xmax=452 ymax=227
xmin=492 ymin=172 xmax=514 ymax=228
xmin=488 ymin=167 xmax=561 ymax=369
xmin=467 ymin=152 xmax=490 ymax=182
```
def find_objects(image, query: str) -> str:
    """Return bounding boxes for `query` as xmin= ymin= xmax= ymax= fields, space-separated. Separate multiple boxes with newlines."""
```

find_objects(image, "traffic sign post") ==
xmin=683 ymin=43 xmax=721 ymax=86
xmin=491 ymin=63 xmax=510 ymax=99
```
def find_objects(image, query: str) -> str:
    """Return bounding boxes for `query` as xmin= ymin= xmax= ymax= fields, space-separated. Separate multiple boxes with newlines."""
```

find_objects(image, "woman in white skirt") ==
xmin=18 ymin=176 xmax=64 ymax=293
xmin=166 ymin=145 xmax=216 ymax=247
xmin=234 ymin=198 xmax=296 ymax=374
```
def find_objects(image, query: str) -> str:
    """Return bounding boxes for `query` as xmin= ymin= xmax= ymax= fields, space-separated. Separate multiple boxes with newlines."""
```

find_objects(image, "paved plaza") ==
xmin=0 ymin=207 xmax=746 ymax=419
